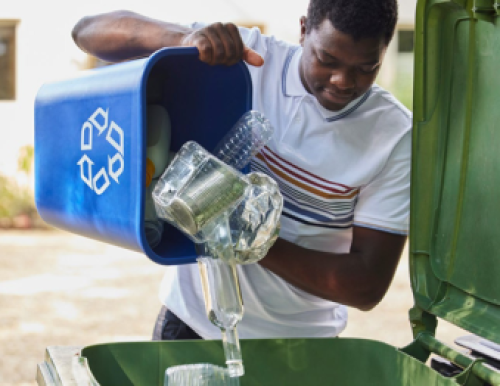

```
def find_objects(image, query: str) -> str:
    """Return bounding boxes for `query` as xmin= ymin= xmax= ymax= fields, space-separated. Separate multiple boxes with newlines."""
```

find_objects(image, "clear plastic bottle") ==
xmin=213 ymin=110 xmax=273 ymax=170
xmin=165 ymin=363 xmax=240 ymax=386
xmin=198 ymin=256 xmax=244 ymax=377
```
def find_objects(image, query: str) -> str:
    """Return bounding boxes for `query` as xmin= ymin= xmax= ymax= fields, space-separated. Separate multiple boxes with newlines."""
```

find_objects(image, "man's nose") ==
xmin=329 ymin=68 xmax=355 ymax=90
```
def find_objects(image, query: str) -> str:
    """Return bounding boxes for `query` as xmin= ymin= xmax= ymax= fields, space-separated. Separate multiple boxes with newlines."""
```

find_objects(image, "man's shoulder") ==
xmin=367 ymin=85 xmax=412 ymax=121
xmin=359 ymin=85 xmax=412 ymax=135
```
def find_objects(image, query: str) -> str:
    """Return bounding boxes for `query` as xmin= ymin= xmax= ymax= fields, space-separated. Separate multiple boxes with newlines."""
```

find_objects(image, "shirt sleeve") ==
xmin=353 ymin=129 xmax=411 ymax=235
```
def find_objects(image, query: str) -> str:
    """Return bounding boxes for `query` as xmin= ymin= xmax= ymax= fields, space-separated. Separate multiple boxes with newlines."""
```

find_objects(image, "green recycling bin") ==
xmin=36 ymin=0 xmax=500 ymax=385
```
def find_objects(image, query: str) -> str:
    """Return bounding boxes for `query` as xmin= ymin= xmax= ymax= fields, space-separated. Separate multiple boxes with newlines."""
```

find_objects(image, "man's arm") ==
xmin=259 ymin=226 xmax=406 ymax=311
xmin=71 ymin=10 xmax=263 ymax=66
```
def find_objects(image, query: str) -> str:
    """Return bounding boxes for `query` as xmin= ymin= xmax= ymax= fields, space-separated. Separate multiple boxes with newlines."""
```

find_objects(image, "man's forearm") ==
xmin=72 ymin=10 xmax=191 ymax=62
xmin=259 ymin=227 xmax=406 ymax=311
xmin=259 ymin=239 xmax=377 ymax=310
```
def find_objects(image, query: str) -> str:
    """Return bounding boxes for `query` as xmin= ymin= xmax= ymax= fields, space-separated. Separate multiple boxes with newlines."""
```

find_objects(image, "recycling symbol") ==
xmin=77 ymin=107 xmax=125 ymax=195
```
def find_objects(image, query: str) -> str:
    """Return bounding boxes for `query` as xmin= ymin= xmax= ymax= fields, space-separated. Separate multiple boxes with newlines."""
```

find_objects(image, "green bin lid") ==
xmin=410 ymin=0 xmax=500 ymax=343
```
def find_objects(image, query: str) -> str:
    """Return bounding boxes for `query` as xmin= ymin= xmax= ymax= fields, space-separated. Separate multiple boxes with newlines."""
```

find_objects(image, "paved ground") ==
xmin=0 ymin=229 xmax=467 ymax=385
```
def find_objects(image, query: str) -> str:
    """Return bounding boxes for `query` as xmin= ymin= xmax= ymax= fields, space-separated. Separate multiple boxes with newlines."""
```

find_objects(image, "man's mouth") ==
xmin=324 ymin=88 xmax=354 ymax=99
xmin=322 ymin=88 xmax=355 ymax=104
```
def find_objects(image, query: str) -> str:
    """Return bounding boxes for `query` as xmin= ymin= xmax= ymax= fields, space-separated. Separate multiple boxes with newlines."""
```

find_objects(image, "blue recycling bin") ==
xmin=34 ymin=47 xmax=252 ymax=265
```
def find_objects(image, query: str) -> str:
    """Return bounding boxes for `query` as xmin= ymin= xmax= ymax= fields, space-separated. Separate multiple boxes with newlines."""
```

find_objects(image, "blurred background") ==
xmin=0 ymin=0 xmax=467 ymax=385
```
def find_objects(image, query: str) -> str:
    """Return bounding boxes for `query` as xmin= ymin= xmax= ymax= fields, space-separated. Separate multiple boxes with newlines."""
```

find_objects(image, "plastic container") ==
xmin=34 ymin=47 xmax=252 ymax=265
xmin=77 ymin=339 xmax=458 ymax=385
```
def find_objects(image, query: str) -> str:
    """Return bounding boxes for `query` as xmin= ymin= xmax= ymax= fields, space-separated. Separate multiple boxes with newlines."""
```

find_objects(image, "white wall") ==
xmin=399 ymin=0 xmax=418 ymax=25
xmin=0 ymin=0 xmax=310 ymax=180
xmin=0 ymin=0 xmax=416 ymax=181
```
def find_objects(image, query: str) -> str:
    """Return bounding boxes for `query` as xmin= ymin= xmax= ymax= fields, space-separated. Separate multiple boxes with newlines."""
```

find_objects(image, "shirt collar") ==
xmin=281 ymin=46 xmax=372 ymax=122
xmin=282 ymin=46 xmax=308 ymax=97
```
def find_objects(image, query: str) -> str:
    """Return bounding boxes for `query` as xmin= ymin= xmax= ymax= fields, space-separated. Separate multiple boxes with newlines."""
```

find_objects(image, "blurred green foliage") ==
xmin=18 ymin=145 xmax=34 ymax=175
xmin=0 ymin=145 xmax=38 ymax=226
xmin=392 ymin=52 xmax=414 ymax=111
xmin=0 ymin=174 xmax=35 ymax=219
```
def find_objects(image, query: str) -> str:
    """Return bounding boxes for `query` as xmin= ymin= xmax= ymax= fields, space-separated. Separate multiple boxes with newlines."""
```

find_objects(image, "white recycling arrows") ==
xmin=81 ymin=121 xmax=93 ymax=151
xmin=108 ymin=153 xmax=124 ymax=184
xmin=89 ymin=107 xmax=109 ymax=136
xmin=77 ymin=107 xmax=126 ymax=195
xmin=106 ymin=121 xmax=124 ymax=155
xmin=77 ymin=154 xmax=94 ymax=190
xmin=93 ymin=167 xmax=111 ymax=195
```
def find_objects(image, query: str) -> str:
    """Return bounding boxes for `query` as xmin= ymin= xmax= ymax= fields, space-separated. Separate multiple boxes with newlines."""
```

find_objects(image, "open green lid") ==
xmin=410 ymin=0 xmax=500 ymax=343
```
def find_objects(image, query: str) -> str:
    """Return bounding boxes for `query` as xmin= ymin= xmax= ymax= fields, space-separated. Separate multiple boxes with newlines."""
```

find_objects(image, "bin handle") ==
xmin=417 ymin=332 xmax=500 ymax=385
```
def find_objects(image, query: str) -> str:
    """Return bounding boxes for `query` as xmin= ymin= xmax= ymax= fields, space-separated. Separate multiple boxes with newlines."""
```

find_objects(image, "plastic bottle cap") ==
xmin=145 ymin=158 xmax=156 ymax=187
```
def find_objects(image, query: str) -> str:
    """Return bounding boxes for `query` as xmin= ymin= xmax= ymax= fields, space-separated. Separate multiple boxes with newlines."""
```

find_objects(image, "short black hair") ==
xmin=305 ymin=0 xmax=398 ymax=45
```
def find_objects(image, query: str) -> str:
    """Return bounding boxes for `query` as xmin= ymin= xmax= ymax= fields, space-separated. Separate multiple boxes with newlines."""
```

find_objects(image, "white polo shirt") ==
xmin=159 ymin=26 xmax=412 ymax=339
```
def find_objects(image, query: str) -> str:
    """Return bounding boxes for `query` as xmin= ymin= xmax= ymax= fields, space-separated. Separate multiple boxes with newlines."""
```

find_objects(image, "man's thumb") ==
xmin=243 ymin=47 xmax=264 ymax=67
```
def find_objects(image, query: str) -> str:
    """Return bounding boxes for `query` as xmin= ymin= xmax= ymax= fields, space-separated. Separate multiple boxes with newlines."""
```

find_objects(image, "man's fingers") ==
xmin=243 ymin=47 xmax=264 ymax=67
xmin=182 ymin=31 xmax=213 ymax=64
xmin=225 ymin=23 xmax=245 ymax=66
xmin=212 ymin=23 xmax=240 ymax=65
xmin=183 ymin=24 xmax=263 ymax=67
xmin=203 ymin=24 xmax=229 ymax=65
xmin=196 ymin=36 xmax=215 ymax=64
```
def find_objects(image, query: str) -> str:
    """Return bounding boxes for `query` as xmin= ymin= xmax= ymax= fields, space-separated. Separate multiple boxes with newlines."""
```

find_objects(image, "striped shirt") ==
xmin=159 ymin=25 xmax=412 ymax=339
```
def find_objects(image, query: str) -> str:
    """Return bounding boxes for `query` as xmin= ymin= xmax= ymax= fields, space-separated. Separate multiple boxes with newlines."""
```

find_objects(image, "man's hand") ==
xmin=181 ymin=22 xmax=264 ymax=67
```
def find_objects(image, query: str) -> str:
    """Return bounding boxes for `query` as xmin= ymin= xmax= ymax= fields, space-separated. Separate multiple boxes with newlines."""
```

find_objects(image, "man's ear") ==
xmin=299 ymin=16 xmax=307 ymax=46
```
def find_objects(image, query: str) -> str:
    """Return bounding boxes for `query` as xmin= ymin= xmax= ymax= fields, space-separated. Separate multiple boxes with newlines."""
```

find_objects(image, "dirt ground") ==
xmin=0 ymin=229 xmax=467 ymax=385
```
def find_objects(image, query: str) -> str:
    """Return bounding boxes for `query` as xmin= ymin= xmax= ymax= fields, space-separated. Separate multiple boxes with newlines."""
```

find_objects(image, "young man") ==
xmin=72 ymin=0 xmax=410 ymax=340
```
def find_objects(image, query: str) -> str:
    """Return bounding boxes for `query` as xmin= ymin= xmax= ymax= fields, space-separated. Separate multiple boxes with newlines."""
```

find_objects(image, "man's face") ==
xmin=299 ymin=17 xmax=387 ymax=111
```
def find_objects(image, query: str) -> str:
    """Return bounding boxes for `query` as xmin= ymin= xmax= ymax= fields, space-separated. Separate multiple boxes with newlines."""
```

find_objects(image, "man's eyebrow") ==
xmin=320 ymin=49 xmax=380 ymax=65
xmin=320 ymin=50 xmax=338 ymax=60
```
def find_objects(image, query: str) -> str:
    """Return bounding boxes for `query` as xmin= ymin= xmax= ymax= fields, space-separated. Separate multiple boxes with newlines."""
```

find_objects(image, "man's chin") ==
xmin=317 ymin=97 xmax=350 ymax=112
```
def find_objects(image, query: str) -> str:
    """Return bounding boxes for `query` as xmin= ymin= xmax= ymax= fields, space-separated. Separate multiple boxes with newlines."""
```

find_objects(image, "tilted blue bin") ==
xmin=34 ymin=47 xmax=252 ymax=265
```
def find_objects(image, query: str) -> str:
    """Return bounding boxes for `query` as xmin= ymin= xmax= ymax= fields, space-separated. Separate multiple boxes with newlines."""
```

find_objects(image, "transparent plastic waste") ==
xmin=153 ymin=142 xmax=249 ymax=243
xmin=198 ymin=256 xmax=243 ymax=377
xmin=165 ymin=364 xmax=240 ymax=386
xmin=220 ymin=172 xmax=282 ymax=265
xmin=152 ymin=142 xmax=247 ymax=375
xmin=152 ymin=110 xmax=282 ymax=379
xmin=210 ymin=110 xmax=282 ymax=264
xmin=213 ymin=110 xmax=274 ymax=170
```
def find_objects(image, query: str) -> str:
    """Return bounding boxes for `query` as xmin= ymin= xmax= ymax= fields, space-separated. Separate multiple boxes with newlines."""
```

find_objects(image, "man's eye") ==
xmin=359 ymin=65 xmax=378 ymax=74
